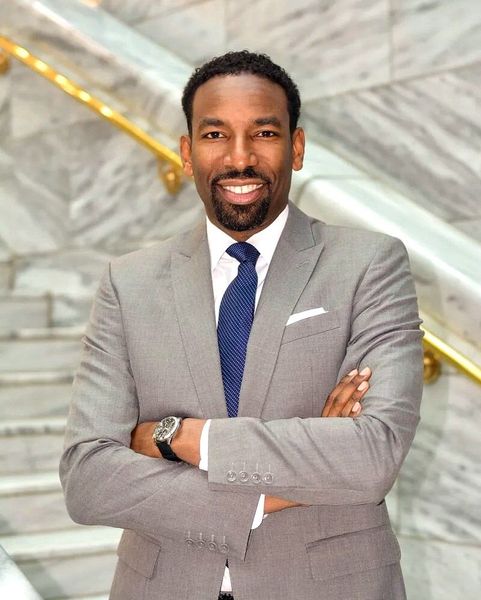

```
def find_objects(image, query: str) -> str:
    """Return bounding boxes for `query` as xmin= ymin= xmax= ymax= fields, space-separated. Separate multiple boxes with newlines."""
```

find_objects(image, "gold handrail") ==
xmin=422 ymin=327 xmax=481 ymax=386
xmin=1 ymin=39 xmax=481 ymax=387
xmin=0 ymin=35 xmax=184 ymax=194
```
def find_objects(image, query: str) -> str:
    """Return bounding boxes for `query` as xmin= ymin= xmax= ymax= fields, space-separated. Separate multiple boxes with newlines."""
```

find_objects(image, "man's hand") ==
xmin=321 ymin=367 xmax=371 ymax=417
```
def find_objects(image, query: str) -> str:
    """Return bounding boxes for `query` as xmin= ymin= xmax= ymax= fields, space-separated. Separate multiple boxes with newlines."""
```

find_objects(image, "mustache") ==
xmin=211 ymin=167 xmax=272 ymax=187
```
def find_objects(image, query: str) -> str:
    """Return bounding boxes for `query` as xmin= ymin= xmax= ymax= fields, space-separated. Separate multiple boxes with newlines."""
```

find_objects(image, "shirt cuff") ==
xmin=251 ymin=494 xmax=265 ymax=529
xmin=198 ymin=419 xmax=211 ymax=471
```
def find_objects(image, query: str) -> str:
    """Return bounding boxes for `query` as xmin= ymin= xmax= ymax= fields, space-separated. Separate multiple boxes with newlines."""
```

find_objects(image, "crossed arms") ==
xmin=59 ymin=235 xmax=423 ymax=559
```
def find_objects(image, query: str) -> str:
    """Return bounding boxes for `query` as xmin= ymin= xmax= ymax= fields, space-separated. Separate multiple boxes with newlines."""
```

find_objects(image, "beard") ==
xmin=210 ymin=168 xmax=272 ymax=232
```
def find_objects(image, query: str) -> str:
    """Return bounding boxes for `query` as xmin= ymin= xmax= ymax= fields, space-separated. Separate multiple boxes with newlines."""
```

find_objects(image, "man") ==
xmin=60 ymin=51 xmax=423 ymax=600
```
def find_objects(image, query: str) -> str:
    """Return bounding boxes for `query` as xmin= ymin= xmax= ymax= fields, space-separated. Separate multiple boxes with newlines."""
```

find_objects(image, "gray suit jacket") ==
xmin=60 ymin=203 xmax=423 ymax=600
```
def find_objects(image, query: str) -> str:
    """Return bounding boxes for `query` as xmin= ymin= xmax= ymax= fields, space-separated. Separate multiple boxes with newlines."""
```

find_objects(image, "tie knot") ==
xmin=226 ymin=242 xmax=260 ymax=266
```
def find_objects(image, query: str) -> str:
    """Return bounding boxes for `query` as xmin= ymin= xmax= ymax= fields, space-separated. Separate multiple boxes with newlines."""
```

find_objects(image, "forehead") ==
xmin=191 ymin=74 xmax=289 ymax=125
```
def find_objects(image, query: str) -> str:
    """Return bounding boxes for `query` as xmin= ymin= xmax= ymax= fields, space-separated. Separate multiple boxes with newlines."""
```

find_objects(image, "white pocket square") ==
xmin=286 ymin=307 xmax=328 ymax=326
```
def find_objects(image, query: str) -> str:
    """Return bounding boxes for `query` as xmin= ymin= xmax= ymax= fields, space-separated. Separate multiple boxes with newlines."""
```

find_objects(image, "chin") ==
xmin=212 ymin=195 xmax=271 ymax=232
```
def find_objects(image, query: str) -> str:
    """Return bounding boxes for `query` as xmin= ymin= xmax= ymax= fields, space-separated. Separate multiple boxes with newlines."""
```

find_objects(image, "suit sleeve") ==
xmin=59 ymin=263 xmax=259 ymax=560
xmin=207 ymin=236 xmax=424 ymax=505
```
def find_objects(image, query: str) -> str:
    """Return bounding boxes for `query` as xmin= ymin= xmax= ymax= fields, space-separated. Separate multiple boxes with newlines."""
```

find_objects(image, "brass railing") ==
xmin=0 ymin=35 xmax=184 ymax=194
xmin=1 ymin=37 xmax=480 ymax=387
xmin=422 ymin=327 xmax=481 ymax=385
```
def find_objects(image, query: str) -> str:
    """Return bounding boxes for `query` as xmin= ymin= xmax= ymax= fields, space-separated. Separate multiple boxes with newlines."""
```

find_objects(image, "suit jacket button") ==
xmin=239 ymin=470 xmax=249 ymax=483
xmin=208 ymin=541 xmax=218 ymax=552
xmin=185 ymin=537 xmax=195 ymax=547
xmin=219 ymin=543 xmax=229 ymax=554
xmin=263 ymin=472 xmax=273 ymax=484
xmin=226 ymin=470 xmax=237 ymax=482
xmin=251 ymin=472 xmax=261 ymax=483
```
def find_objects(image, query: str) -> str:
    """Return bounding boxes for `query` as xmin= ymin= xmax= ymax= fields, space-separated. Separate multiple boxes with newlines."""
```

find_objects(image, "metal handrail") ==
xmin=422 ymin=327 xmax=481 ymax=385
xmin=1 ymin=38 xmax=480 ymax=386
xmin=0 ymin=35 xmax=184 ymax=194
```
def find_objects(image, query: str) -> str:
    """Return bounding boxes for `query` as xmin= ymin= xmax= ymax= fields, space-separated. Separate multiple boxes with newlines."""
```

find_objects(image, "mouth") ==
xmin=215 ymin=181 xmax=266 ymax=205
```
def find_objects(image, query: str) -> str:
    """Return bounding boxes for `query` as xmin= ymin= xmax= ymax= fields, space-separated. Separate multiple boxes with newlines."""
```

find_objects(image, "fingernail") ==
xmin=360 ymin=367 xmax=370 ymax=376
xmin=353 ymin=402 xmax=361 ymax=413
xmin=357 ymin=381 xmax=368 ymax=391
xmin=348 ymin=369 xmax=358 ymax=376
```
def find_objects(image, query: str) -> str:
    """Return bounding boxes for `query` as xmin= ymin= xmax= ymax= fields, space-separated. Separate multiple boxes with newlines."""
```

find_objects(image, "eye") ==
xmin=203 ymin=131 xmax=225 ymax=139
xmin=256 ymin=130 xmax=278 ymax=138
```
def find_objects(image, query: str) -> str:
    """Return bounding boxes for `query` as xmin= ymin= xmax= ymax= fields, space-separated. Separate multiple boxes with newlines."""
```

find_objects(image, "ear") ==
xmin=180 ymin=135 xmax=193 ymax=177
xmin=291 ymin=128 xmax=305 ymax=172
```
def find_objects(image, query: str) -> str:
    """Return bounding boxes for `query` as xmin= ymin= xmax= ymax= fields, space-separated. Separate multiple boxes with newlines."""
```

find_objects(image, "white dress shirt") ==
xmin=198 ymin=204 xmax=289 ymax=592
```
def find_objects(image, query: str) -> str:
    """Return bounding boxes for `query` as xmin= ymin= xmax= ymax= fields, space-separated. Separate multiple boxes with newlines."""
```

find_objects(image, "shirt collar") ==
xmin=206 ymin=205 xmax=289 ymax=272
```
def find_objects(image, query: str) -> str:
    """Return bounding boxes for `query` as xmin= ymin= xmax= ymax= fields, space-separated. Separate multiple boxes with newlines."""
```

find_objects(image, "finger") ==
xmin=327 ymin=372 xmax=370 ymax=417
xmin=340 ymin=380 xmax=369 ymax=416
xmin=321 ymin=369 xmax=358 ymax=417
xmin=349 ymin=401 xmax=362 ymax=417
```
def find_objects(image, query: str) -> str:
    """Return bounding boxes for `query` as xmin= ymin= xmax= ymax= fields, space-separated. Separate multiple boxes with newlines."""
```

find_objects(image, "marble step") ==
xmin=0 ymin=527 xmax=121 ymax=599
xmin=0 ymin=472 xmax=74 ymax=535
xmin=57 ymin=596 xmax=108 ymax=600
xmin=0 ymin=336 xmax=83 ymax=373
xmin=0 ymin=325 xmax=85 ymax=341
xmin=0 ymin=380 xmax=73 ymax=419
xmin=0 ymin=294 xmax=50 ymax=333
xmin=0 ymin=417 xmax=66 ymax=475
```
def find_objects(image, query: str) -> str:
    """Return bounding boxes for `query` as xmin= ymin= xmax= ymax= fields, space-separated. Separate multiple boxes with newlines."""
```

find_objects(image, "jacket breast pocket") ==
xmin=116 ymin=530 xmax=162 ymax=579
xmin=281 ymin=310 xmax=340 ymax=345
xmin=306 ymin=525 xmax=401 ymax=582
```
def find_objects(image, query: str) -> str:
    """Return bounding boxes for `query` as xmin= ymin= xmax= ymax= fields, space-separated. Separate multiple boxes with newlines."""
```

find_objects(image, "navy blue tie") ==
xmin=217 ymin=242 xmax=260 ymax=418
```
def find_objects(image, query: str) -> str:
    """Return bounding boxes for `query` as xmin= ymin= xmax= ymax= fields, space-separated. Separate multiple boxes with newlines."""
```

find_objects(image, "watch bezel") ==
xmin=153 ymin=416 xmax=181 ymax=444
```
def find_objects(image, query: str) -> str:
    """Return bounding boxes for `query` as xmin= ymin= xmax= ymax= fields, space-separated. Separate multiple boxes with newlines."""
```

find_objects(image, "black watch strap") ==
xmin=156 ymin=440 xmax=182 ymax=462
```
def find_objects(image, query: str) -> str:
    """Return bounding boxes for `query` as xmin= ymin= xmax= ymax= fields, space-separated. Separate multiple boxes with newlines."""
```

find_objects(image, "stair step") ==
xmin=0 ymin=472 xmax=74 ymax=535
xmin=0 ymin=337 xmax=82 ymax=373
xmin=0 ymin=370 xmax=74 ymax=386
xmin=0 ymin=417 xmax=66 ymax=475
xmin=0 ymin=527 xmax=120 ymax=599
xmin=0 ymin=381 xmax=73 ymax=419
xmin=0 ymin=325 xmax=85 ymax=341
xmin=57 ymin=596 xmax=108 ymax=600
xmin=0 ymin=295 xmax=50 ymax=333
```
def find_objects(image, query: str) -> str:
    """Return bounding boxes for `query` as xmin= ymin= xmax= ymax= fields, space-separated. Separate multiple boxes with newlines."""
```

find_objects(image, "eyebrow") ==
xmin=254 ymin=117 xmax=282 ymax=127
xmin=199 ymin=117 xmax=225 ymax=128
xmin=197 ymin=116 xmax=283 ymax=128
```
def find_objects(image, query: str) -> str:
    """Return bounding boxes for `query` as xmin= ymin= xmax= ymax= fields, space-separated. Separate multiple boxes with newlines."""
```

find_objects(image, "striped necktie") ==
xmin=217 ymin=242 xmax=260 ymax=418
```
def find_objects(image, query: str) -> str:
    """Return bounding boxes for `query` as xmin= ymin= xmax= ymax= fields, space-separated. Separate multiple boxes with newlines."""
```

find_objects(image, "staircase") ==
xmin=0 ymin=325 xmax=119 ymax=599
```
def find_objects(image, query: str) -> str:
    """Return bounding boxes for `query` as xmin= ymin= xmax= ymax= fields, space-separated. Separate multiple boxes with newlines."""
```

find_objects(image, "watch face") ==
xmin=156 ymin=417 xmax=178 ymax=442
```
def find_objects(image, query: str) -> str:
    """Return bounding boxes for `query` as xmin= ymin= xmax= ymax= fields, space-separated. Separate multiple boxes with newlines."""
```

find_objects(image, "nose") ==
xmin=223 ymin=135 xmax=258 ymax=171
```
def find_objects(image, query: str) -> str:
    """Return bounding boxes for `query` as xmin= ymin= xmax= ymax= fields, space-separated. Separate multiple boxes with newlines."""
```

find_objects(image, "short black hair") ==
xmin=181 ymin=50 xmax=301 ymax=135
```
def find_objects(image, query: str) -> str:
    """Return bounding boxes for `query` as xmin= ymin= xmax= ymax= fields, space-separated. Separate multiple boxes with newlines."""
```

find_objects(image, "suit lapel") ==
xmin=238 ymin=204 xmax=325 ymax=418
xmin=171 ymin=223 xmax=228 ymax=419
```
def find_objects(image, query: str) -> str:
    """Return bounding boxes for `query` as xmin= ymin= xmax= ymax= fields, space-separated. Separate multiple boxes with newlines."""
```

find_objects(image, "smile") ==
xmin=217 ymin=182 xmax=266 ymax=205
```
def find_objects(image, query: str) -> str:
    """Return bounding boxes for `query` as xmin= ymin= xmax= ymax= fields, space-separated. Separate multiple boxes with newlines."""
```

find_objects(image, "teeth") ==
xmin=222 ymin=184 xmax=262 ymax=194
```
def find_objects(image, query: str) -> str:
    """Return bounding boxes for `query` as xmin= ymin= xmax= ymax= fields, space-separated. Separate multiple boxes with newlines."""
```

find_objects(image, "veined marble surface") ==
xmin=224 ymin=0 xmax=390 ymax=100
xmin=398 ymin=372 xmax=481 ymax=544
xmin=400 ymin=535 xmax=481 ymax=600
xmin=304 ymin=62 xmax=481 ymax=228
xmin=100 ymin=0 xmax=206 ymax=24
xmin=135 ymin=0 xmax=225 ymax=67
xmin=391 ymin=0 xmax=481 ymax=79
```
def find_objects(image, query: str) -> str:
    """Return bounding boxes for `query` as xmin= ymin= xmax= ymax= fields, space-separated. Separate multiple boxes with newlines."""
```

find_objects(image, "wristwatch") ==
xmin=152 ymin=416 xmax=183 ymax=462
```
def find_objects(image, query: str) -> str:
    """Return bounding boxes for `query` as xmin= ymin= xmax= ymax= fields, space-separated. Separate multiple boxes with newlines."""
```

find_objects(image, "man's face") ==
xmin=180 ymin=74 xmax=305 ymax=240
